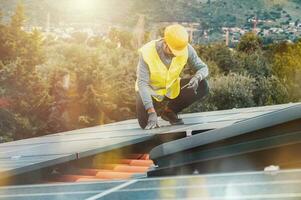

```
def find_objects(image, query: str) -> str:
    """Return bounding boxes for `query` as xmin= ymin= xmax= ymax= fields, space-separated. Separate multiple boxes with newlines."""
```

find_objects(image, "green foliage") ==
xmin=207 ymin=73 xmax=256 ymax=109
xmin=186 ymin=72 xmax=290 ymax=113
xmin=196 ymin=43 xmax=240 ymax=75
xmin=269 ymin=10 xmax=281 ymax=19
xmin=272 ymin=40 xmax=301 ymax=100
xmin=0 ymin=6 xmax=44 ymax=66
xmin=108 ymin=28 xmax=135 ymax=49
xmin=0 ymin=3 xmax=52 ymax=141
xmin=0 ymin=109 xmax=16 ymax=142
xmin=235 ymin=50 xmax=272 ymax=77
xmin=203 ymin=60 xmax=220 ymax=77
xmin=10 ymin=3 xmax=25 ymax=30
xmin=42 ymin=37 xmax=138 ymax=129
xmin=237 ymin=32 xmax=263 ymax=53
xmin=0 ymin=59 xmax=52 ymax=140
xmin=196 ymin=40 xmax=272 ymax=78
xmin=186 ymin=73 xmax=256 ymax=112
xmin=185 ymin=32 xmax=295 ymax=113
xmin=253 ymin=76 xmax=289 ymax=106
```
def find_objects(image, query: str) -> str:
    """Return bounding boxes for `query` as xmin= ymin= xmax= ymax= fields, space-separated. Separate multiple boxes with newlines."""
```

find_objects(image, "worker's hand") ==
xmin=187 ymin=74 xmax=202 ymax=94
xmin=145 ymin=111 xmax=159 ymax=130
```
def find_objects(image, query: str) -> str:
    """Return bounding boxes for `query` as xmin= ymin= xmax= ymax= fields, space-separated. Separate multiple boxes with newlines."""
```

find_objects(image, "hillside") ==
xmin=1 ymin=0 xmax=301 ymax=28
xmin=0 ymin=0 xmax=301 ymax=44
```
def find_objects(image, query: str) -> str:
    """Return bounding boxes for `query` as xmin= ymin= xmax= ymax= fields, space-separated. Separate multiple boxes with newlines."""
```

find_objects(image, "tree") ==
xmin=195 ymin=43 xmax=241 ymax=75
xmin=253 ymin=76 xmax=289 ymax=106
xmin=0 ymin=109 xmax=16 ymax=143
xmin=0 ymin=59 xmax=52 ymax=140
xmin=0 ymin=3 xmax=52 ymax=141
xmin=237 ymin=32 xmax=263 ymax=53
xmin=0 ymin=3 xmax=44 ymax=66
xmin=186 ymin=73 xmax=256 ymax=112
xmin=108 ymin=28 xmax=134 ymax=49
xmin=236 ymin=49 xmax=272 ymax=78
xmin=272 ymin=40 xmax=301 ymax=100
xmin=10 ymin=3 xmax=25 ymax=31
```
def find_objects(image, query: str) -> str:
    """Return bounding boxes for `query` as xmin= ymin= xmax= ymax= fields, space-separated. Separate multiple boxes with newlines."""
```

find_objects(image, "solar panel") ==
xmin=48 ymin=103 xmax=298 ymax=135
xmin=0 ymin=135 xmax=152 ymax=179
xmin=97 ymin=169 xmax=301 ymax=200
xmin=0 ymin=103 xmax=298 ymax=182
xmin=104 ymin=103 xmax=296 ymax=127
xmin=0 ymin=180 xmax=124 ymax=195
xmin=150 ymin=103 xmax=301 ymax=159
xmin=1 ymin=169 xmax=301 ymax=200
xmin=147 ymin=104 xmax=301 ymax=177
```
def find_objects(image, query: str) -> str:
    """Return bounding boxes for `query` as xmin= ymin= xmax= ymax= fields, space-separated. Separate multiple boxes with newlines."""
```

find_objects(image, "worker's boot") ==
xmin=161 ymin=108 xmax=184 ymax=125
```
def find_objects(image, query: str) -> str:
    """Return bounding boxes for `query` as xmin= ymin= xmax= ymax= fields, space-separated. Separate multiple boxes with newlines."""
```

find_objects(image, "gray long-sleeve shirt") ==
xmin=136 ymin=39 xmax=209 ymax=110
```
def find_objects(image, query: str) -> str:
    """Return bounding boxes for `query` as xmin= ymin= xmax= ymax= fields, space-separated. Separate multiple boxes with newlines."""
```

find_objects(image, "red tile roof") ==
xmin=50 ymin=154 xmax=154 ymax=183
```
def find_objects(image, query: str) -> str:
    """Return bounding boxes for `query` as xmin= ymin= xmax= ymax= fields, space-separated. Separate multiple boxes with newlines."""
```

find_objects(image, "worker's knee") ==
xmin=197 ymin=79 xmax=210 ymax=98
xmin=136 ymin=92 xmax=148 ymax=129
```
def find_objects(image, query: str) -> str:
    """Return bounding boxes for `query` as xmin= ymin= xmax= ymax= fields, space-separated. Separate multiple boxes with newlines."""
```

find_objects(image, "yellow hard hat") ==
xmin=164 ymin=24 xmax=189 ymax=56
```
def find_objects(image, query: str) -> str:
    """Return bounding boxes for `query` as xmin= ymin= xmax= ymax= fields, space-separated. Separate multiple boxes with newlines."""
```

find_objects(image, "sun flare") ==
xmin=73 ymin=0 xmax=98 ymax=11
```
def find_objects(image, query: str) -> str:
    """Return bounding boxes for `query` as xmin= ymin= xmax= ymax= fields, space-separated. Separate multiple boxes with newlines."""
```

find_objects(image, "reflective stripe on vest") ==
xmin=135 ymin=40 xmax=188 ymax=102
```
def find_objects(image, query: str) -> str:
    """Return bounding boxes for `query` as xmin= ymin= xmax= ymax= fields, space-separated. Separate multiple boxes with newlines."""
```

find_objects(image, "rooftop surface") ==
xmin=0 ymin=104 xmax=300 ymax=177
xmin=0 ymin=103 xmax=300 ymax=179
xmin=0 ymin=103 xmax=301 ymax=200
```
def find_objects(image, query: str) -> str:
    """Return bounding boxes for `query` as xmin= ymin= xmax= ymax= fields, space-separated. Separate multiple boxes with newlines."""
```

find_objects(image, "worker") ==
xmin=136 ymin=24 xmax=209 ymax=129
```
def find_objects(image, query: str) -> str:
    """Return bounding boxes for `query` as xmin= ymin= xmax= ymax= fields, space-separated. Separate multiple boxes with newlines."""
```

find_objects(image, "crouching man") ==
xmin=136 ymin=24 xmax=209 ymax=129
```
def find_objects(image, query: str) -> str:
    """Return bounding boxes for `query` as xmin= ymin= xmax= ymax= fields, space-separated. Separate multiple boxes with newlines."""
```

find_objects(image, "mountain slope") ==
xmin=0 ymin=0 xmax=300 ymax=29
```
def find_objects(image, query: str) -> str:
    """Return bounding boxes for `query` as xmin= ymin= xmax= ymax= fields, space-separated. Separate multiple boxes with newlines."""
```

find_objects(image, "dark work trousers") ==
xmin=136 ymin=78 xmax=209 ymax=129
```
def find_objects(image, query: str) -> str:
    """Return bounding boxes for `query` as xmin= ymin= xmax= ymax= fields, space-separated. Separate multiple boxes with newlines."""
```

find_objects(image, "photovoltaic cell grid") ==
xmin=0 ymin=103 xmax=299 ymax=179
xmin=0 ymin=169 xmax=301 ymax=200
xmin=150 ymin=103 xmax=301 ymax=160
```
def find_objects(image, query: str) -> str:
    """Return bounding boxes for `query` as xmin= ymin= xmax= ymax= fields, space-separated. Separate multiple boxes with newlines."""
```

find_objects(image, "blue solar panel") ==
xmin=0 ymin=103 xmax=298 ymax=184
xmin=150 ymin=103 xmax=301 ymax=160
xmin=1 ymin=169 xmax=300 ymax=200
xmin=95 ymin=170 xmax=301 ymax=200
xmin=0 ymin=180 xmax=125 ymax=200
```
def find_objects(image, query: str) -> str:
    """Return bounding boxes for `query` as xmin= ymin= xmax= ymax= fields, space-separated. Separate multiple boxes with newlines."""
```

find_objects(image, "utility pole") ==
xmin=253 ymin=15 xmax=258 ymax=33
xmin=133 ymin=14 xmax=145 ymax=48
xmin=189 ymin=24 xmax=194 ymax=42
xmin=186 ymin=23 xmax=199 ymax=43
xmin=225 ymin=28 xmax=229 ymax=46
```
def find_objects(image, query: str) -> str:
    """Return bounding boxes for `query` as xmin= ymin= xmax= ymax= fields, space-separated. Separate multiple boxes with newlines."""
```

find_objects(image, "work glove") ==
xmin=187 ymin=74 xmax=202 ymax=94
xmin=145 ymin=111 xmax=159 ymax=130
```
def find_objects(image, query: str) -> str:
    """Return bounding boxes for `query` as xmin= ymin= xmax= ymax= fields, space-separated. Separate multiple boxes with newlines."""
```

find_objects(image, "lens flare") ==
xmin=73 ymin=0 xmax=97 ymax=12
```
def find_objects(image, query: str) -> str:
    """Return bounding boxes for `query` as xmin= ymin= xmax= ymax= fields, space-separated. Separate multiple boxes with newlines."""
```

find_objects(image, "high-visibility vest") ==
xmin=136 ymin=40 xmax=188 ymax=102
